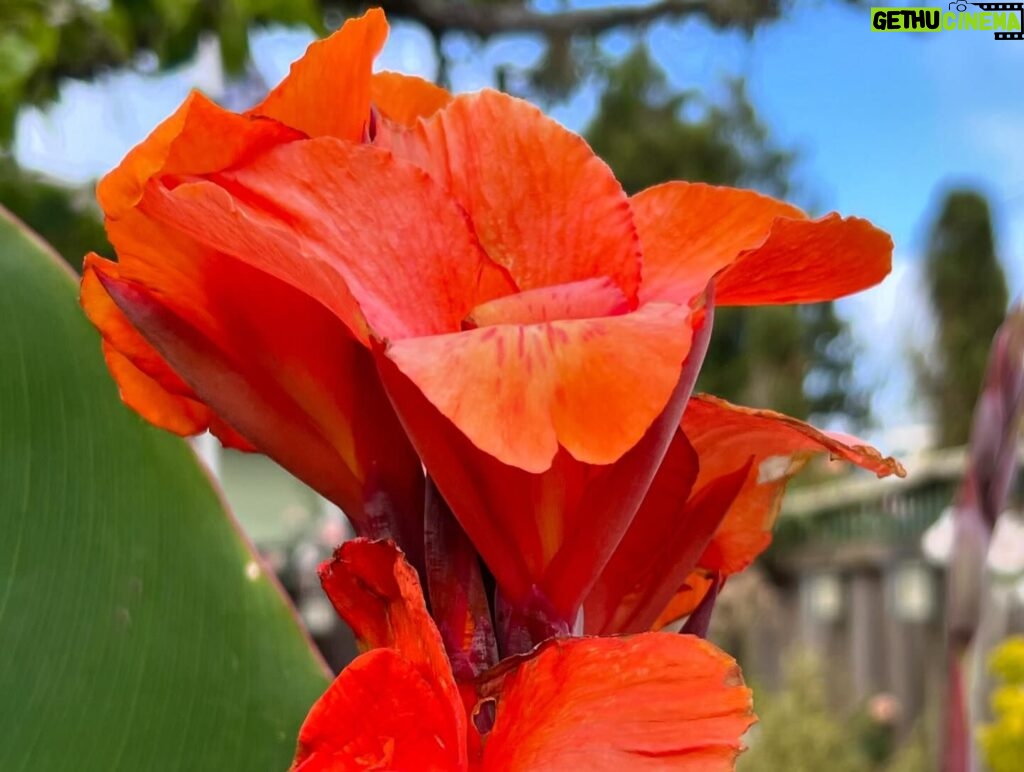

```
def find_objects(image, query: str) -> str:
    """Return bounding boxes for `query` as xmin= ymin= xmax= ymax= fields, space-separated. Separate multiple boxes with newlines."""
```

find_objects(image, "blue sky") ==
xmin=13 ymin=2 xmax=1023 ymax=445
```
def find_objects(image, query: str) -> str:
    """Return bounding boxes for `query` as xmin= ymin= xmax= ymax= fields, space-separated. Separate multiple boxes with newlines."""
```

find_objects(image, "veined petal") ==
xmin=390 ymin=89 xmax=642 ymax=301
xmin=142 ymin=139 xmax=501 ymax=342
xmin=632 ymin=182 xmax=892 ymax=306
xmin=371 ymin=71 xmax=451 ymax=126
xmin=685 ymin=395 xmax=905 ymax=575
xmin=250 ymin=8 xmax=388 ymax=141
xmin=376 ymin=329 xmax=700 ymax=625
xmin=291 ymin=649 xmax=463 ymax=772
xmin=385 ymin=302 xmax=693 ymax=472
xmin=481 ymin=634 xmax=754 ymax=770
xmin=97 ymin=91 xmax=302 ymax=219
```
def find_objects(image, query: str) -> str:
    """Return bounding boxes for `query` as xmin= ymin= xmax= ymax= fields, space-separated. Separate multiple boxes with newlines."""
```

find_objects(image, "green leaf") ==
xmin=0 ymin=208 xmax=329 ymax=769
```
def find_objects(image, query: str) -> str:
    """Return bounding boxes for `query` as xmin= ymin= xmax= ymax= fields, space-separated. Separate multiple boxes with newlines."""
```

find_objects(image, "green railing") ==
xmin=771 ymin=478 xmax=957 ymax=555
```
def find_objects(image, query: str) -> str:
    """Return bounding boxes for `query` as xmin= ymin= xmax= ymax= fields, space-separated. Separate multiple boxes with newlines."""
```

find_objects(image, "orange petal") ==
xmin=390 ymin=89 xmax=642 ymax=301
xmin=466 ymin=277 xmax=629 ymax=327
xmin=291 ymin=649 xmax=464 ymax=772
xmin=385 ymin=302 xmax=693 ymax=472
xmin=684 ymin=394 xmax=906 ymax=575
xmin=376 ymin=339 xmax=700 ymax=625
xmin=371 ymin=71 xmax=451 ymax=126
xmin=141 ymin=139 xmax=498 ymax=342
xmin=482 ymin=634 xmax=754 ymax=770
xmin=97 ymin=91 xmax=301 ymax=219
xmin=250 ymin=8 xmax=388 ymax=141
xmin=631 ymin=182 xmax=892 ymax=306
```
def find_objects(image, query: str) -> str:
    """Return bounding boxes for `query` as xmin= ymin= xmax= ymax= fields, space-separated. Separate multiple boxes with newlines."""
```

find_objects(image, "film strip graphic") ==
xmin=963 ymin=2 xmax=1024 ymax=38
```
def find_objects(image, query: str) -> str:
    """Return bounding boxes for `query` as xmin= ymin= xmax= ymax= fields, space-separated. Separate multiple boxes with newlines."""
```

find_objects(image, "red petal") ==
xmin=481 ymin=634 xmax=754 ymax=770
xmin=583 ymin=431 xmax=699 ymax=634
xmin=390 ymin=89 xmax=642 ymax=301
xmin=632 ymin=182 xmax=892 ymax=306
xmin=97 ymin=92 xmax=301 ymax=219
xmin=384 ymin=302 xmax=693 ymax=472
xmin=90 ymin=257 xmax=422 ymax=542
xmin=586 ymin=430 xmax=750 ymax=635
xmin=318 ymin=540 xmax=448 ymax=676
xmin=308 ymin=540 xmax=467 ymax=770
xmin=685 ymin=395 xmax=905 ymax=575
xmin=100 ymin=341 xmax=208 ymax=435
xmin=291 ymin=649 xmax=463 ymax=772
xmin=371 ymin=71 xmax=451 ymax=126
xmin=250 ymin=8 xmax=388 ymax=141
xmin=651 ymin=572 xmax=717 ymax=630
xmin=141 ymin=139 xmax=498 ymax=342
xmin=85 ymin=257 xmax=258 ymax=453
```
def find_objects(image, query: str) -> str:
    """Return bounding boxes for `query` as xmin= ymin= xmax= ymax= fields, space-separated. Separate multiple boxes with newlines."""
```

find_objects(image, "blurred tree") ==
xmin=586 ymin=47 xmax=867 ymax=423
xmin=920 ymin=189 xmax=1008 ymax=447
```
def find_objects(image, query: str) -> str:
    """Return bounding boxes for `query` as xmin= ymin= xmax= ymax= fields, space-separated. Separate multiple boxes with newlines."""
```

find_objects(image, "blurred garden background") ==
xmin=2 ymin=1 xmax=1023 ymax=769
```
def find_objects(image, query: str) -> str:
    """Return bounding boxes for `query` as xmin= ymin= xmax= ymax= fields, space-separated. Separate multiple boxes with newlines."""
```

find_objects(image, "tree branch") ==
xmin=382 ymin=0 xmax=780 ymax=38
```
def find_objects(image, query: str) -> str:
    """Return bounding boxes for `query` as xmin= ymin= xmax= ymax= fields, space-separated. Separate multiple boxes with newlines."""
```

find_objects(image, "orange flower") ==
xmin=80 ymin=8 xmax=895 ymax=644
xmin=292 ymin=539 xmax=754 ymax=771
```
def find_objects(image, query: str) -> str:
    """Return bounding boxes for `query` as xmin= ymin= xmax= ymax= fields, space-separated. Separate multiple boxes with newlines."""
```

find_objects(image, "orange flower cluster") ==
xmin=80 ymin=8 xmax=904 ymax=769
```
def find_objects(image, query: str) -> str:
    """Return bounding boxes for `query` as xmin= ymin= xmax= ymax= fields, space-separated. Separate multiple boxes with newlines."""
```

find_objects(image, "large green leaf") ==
xmin=0 ymin=208 xmax=329 ymax=769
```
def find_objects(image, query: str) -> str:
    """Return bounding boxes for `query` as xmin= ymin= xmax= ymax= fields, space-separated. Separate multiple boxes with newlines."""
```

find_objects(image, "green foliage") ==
xmin=740 ymin=656 xmax=873 ymax=772
xmin=0 ymin=156 xmax=109 ymax=270
xmin=0 ymin=207 xmax=329 ymax=769
xmin=740 ymin=655 xmax=932 ymax=772
xmin=585 ymin=47 xmax=866 ymax=423
xmin=921 ymin=189 xmax=1009 ymax=447
xmin=979 ymin=636 xmax=1024 ymax=772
